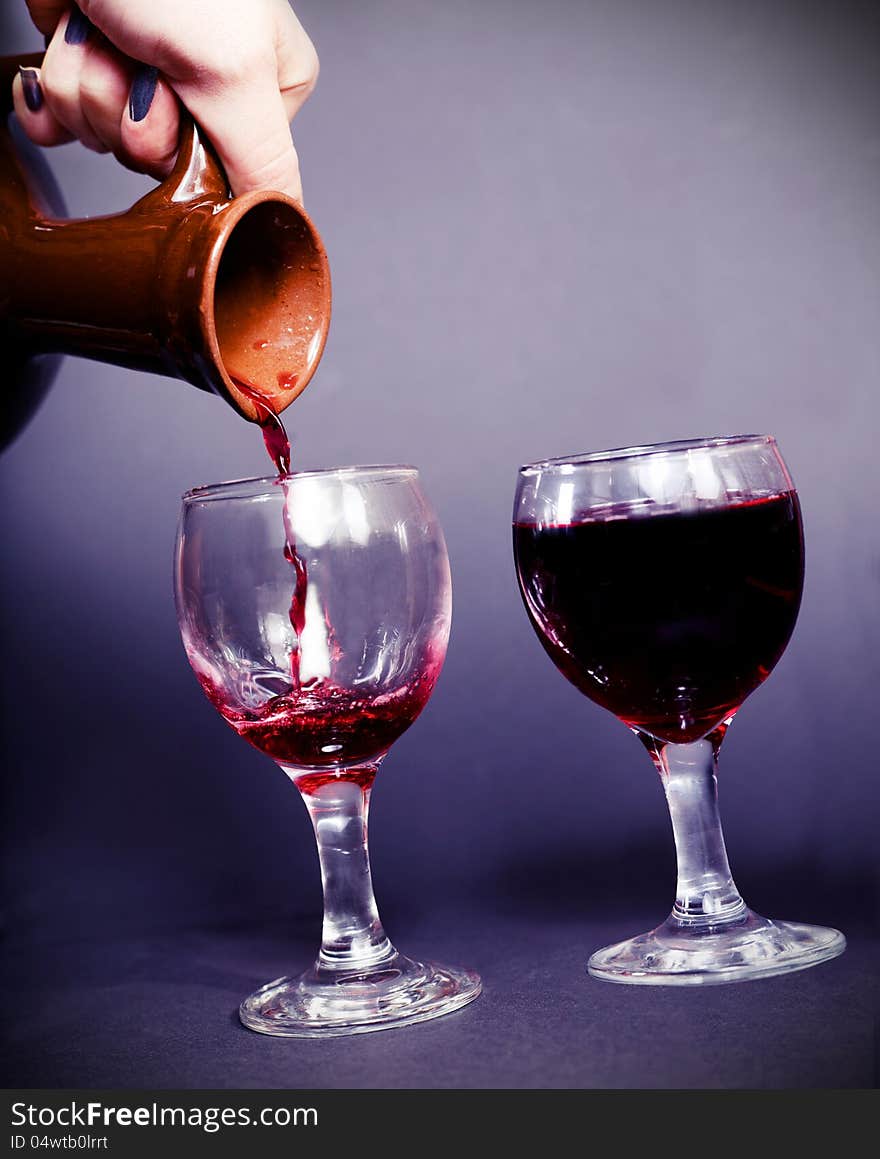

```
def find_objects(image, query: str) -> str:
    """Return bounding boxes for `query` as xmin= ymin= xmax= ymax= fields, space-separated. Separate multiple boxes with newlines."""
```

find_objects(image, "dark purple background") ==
xmin=1 ymin=1 xmax=877 ymax=1088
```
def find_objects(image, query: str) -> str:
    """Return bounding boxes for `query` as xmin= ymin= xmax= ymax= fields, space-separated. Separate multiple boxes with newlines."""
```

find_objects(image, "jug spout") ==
xmin=1 ymin=53 xmax=331 ymax=434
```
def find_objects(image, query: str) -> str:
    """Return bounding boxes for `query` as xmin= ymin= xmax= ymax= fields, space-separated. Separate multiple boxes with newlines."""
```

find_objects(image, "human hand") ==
xmin=12 ymin=1 xmax=319 ymax=201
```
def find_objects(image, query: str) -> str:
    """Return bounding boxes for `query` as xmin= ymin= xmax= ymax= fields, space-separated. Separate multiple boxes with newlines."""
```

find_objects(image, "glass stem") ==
xmin=297 ymin=766 xmax=396 ymax=971
xmin=652 ymin=738 xmax=747 ymax=929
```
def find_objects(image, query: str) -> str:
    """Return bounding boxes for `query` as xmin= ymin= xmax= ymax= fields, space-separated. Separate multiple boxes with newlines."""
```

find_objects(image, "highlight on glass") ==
xmin=176 ymin=466 xmax=481 ymax=1035
xmin=513 ymin=435 xmax=845 ymax=985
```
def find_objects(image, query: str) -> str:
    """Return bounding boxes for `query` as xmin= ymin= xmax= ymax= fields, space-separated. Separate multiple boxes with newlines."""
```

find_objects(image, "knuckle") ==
xmin=299 ymin=45 xmax=320 ymax=92
xmin=222 ymin=47 xmax=275 ymax=92
xmin=238 ymin=136 xmax=301 ymax=192
xmin=39 ymin=61 xmax=77 ymax=113
xmin=249 ymin=151 xmax=300 ymax=191
xmin=175 ymin=36 xmax=271 ymax=92
xmin=78 ymin=62 xmax=108 ymax=112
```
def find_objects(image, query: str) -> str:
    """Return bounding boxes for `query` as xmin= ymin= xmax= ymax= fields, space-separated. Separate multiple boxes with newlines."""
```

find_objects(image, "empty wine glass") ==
xmin=513 ymin=435 xmax=845 ymax=984
xmin=175 ymin=466 xmax=481 ymax=1034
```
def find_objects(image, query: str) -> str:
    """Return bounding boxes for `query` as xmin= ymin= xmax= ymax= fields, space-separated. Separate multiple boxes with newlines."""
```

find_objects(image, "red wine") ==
xmin=514 ymin=493 xmax=804 ymax=743
xmin=229 ymin=371 xmax=308 ymax=686
xmin=229 ymin=374 xmax=291 ymax=476
xmin=257 ymin=404 xmax=291 ymax=476
xmin=295 ymin=766 xmax=378 ymax=797
xmin=223 ymin=367 xmax=419 ymax=770
xmin=199 ymin=673 xmax=438 ymax=769
xmin=276 ymin=371 xmax=300 ymax=392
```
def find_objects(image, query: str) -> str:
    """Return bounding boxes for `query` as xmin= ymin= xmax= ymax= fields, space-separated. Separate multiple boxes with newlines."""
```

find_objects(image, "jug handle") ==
xmin=135 ymin=110 xmax=230 ymax=209
xmin=2 ymin=52 xmax=230 ymax=209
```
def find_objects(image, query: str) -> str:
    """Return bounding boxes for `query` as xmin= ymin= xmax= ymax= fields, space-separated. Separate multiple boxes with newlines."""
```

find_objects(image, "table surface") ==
xmin=2 ymin=908 xmax=873 ymax=1090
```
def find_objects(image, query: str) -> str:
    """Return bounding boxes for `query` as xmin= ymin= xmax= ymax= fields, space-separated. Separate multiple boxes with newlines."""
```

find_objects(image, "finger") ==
xmin=218 ymin=88 xmax=303 ymax=202
xmin=180 ymin=73 xmax=304 ymax=201
xmin=274 ymin=6 xmax=320 ymax=122
xmin=77 ymin=36 xmax=135 ymax=155
xmin=11 ymin=66 xmax=75 ymax=147
xmin=118 ymin=69 xmax=180 ymax=180
xmin=40 ymin=9 xmax=107 ymax=152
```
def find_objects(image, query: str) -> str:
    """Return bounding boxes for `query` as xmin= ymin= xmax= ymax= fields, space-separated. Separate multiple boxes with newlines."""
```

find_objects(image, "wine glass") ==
xmin=175 ymin=466 xmax=481 ymax=1034
xmin=513 ymin=435 xmax=845 ymax=985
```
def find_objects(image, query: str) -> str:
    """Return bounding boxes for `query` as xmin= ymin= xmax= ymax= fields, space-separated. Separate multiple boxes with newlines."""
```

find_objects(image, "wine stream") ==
xmin=202 ymin=376 xmax=438 ymax=773
xmin=230 ymin=374 xmax=305 ymax=690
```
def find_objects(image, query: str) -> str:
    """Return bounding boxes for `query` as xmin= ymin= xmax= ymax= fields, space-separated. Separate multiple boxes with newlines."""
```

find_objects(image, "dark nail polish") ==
xmin=19 ymin=66 xmax=44 ymax=113
xmin=129 ymin=65 xmax=159 ymax=123
xmin=43 ymin=32 xmax=52 ymax=49
xmin=64 ymin=8 xmax=93 ymax=46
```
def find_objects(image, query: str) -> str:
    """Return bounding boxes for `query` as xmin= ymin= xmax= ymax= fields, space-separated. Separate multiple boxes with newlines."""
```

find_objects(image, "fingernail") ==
xmin=64 ymin=9 xmax=94 ymax=46
xmin=128 ymin=65 xmax=159 ymax=123
xmin=18 ymin=66 xmax=44 ymax=113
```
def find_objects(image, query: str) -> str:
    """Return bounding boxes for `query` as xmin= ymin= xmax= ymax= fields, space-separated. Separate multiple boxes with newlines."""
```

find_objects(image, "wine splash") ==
xmin=199 ymin=673 xmax=438 ymax=771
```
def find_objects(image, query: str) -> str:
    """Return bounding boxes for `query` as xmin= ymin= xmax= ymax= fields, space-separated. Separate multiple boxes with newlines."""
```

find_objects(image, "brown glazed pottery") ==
xmin=0 ymin=53 xmax=331 ymax=448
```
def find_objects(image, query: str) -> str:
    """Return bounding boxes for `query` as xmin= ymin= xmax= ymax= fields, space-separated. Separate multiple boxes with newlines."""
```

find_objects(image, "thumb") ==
xmin=181 ymin=75 xmax=303 ymax=202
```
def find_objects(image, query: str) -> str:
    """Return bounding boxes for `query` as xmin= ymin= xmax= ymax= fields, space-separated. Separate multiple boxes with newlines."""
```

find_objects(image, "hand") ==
xmin=12 ymin=1 xmax=319 ymax=201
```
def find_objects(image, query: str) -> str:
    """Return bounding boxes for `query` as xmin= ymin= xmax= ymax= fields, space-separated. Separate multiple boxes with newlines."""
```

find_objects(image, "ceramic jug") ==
xmin=0 ymin=53 xmax=331 ymax=449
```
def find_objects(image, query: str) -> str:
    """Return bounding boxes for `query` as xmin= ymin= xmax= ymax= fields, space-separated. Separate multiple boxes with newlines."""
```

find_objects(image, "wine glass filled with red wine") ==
xmin=175 ymin=466 xmax=480 ymax=1034
xmin=514 ymin=435 xmax=845 ymax=984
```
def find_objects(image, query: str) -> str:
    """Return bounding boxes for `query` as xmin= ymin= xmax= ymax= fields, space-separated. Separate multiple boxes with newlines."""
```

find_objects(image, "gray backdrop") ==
xmin=1 ymin=0 xmax=877 ymax=1076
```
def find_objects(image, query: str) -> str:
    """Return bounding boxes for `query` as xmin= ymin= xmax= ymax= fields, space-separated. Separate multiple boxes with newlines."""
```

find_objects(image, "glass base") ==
xmin=239 ymin=951 xmax=482 ymax=1037
xmin=588 ymin=908 xmax=846 ymax=986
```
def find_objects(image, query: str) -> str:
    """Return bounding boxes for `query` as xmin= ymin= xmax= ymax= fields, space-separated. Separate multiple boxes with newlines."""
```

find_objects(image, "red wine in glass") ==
xmin=225 ymin=374 xmax=432 ymax=781
xmin=515 ymin=492 xmax=804 ymax=743
xmin=175 ymin=467 xmax=479 ymax=1033
xmin=513 ymin=437 xmax=845 ymax=985
xmin=199 ymin=668 xmax=439 ymax=775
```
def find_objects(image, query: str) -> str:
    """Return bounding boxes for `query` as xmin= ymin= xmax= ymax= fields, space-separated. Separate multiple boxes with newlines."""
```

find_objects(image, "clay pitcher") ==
xmin=0 ymin=52 xmax=331 ymax=449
